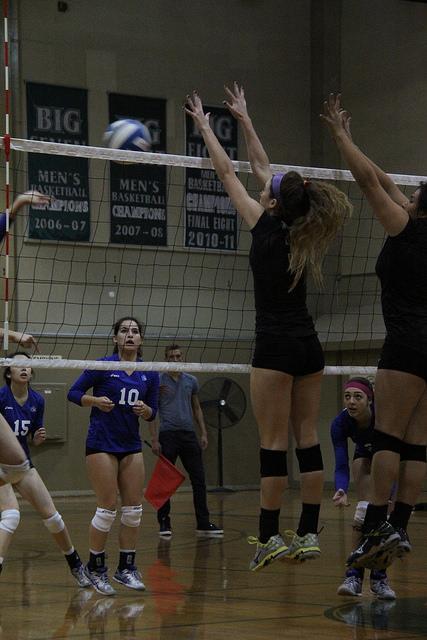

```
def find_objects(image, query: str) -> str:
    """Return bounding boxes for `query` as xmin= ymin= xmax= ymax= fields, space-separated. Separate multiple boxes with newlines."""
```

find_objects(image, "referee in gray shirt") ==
xmin=150 ymin=344 xmax=223 ymax=537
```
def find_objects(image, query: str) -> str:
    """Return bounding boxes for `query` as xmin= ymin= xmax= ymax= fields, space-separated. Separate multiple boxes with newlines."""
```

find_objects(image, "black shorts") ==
xmin=378 ymin=337 xmax=427 ymax=382
xmin=252 ymin=333 xmax=325 ymax=376
xmin=353 ymin=444 xmax=373 ymax=462
xmin=85 ymin=447 xmax=142 ymax=461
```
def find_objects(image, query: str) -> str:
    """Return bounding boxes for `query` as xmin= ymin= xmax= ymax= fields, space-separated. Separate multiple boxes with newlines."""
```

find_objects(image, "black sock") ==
xmin=64 ymin=549 xmax=81 ymax=570
xmin=388 ymin=501 xmax=413 ymax=530
xmin=362 ymin=504 xmax=388 ymax=534
xmin=259 ymin=508 xmax=280 ymax=543
xmin=370 ymin=569 xmax=386 ymax=580
xmin=118 ymin=550 xmax=136 ymax=571
xmin=346 ymin=567 xmax=364 ymax=579
xmin=297 ymin=503 xmax=320 ymax=536
xmin=88 ymin=551 xmax=105 ymax=571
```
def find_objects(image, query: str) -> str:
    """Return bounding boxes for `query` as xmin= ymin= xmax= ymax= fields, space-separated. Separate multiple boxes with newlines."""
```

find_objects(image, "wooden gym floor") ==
xmin=1 ymin=489 xmax=427 ymax=639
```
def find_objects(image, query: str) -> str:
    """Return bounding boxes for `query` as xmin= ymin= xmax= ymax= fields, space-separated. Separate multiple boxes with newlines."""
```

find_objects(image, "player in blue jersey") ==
xmin=0 ymin=352 xmax=90 ymax=586
xmin=331 ymin=377 xmax=395 ymax=600
xmin=68 ymin=316 xmax=159 ymax=596
xmin=0 ymin=326 xmax=40 ymax=493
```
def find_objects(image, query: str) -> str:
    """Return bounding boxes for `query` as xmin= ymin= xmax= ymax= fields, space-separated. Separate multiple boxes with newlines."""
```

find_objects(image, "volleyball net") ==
xmin=1 ymin=137 xmax=425 ymax=374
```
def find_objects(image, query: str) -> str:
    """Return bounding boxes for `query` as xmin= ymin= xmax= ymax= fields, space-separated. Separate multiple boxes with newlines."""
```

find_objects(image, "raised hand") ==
xmin=8 ymin=330 xmax=40 ymax=352
xmin=11 ymin=190 xmax=51 ymax=215
xmin=320 ymin=93 xmax=347 ymax=137
xmin=341 ymin=110 xmax=353 ymax=141
xmin=184 ymin=91 xmax=210 ymax=131
xmin=223 ymin=82 xmax=248 ymax=121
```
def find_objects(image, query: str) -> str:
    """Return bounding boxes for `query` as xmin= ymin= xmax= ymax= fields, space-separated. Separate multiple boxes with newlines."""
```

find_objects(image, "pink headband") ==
xmin=344 ymin=381 xmax=373 ymax=399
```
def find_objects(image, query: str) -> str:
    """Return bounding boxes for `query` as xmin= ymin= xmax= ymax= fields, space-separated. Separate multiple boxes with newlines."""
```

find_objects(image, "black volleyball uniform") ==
xmin=250 ymin=211 xmax=324 ymax=375
xmin=376 ymin=217 xmax=427 ymax=380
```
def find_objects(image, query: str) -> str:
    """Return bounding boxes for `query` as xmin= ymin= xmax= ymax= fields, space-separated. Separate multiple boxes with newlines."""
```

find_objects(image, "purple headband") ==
xmin=271 ymin=173 xmax=285 ymax=203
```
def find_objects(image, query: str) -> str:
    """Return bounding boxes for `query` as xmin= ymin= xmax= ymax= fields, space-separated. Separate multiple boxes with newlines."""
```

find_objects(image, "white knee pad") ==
xmin=354 ymin=500 xmax=369 ymax=527
xmin=91 ymin=507 xmax=117 ymax=533
xmin=0 ymin=509 xmax=20 ymax=534
xmin=121 ymin=505 xmax=143 ymax=528
xmin=0 ymin=459 xmax=30 ymax=485
xmin=43 ymin=511 xmax=65 ymax=534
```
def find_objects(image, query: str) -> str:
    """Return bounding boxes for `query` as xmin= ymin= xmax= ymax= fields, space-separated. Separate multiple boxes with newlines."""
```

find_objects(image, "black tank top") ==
xmin=249 ymin=211 xmax=315 ymax=337
xmin=375 ymin=217 xmax=427 ymax=353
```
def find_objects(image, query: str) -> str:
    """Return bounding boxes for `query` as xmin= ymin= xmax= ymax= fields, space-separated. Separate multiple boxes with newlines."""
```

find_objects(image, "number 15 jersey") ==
xmin=0 ymin=384 xmax=44 ymax=462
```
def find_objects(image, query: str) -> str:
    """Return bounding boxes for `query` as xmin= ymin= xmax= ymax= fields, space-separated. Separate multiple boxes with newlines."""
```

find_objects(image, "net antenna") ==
xmin=2 ymin=0 xmax=11 ymax=351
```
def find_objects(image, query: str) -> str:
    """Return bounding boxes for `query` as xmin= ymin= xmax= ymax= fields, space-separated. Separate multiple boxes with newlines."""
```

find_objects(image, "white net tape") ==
xmin=0 ymin=357 xmax=377 ymax=376
xmin=5 ymin=137 xmax=427 ymax=184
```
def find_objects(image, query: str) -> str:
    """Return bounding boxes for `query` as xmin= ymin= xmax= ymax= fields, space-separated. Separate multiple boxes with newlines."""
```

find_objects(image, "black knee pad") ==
xmin=372 ymin=429 xmax=402 ymax=456
xmin=295 ymin=444 xmax=323 ymax=473
xmin=400 ymin=441 xmax=427 ymax=463
xmin=260 ymin=448 xmax=287 ymax=478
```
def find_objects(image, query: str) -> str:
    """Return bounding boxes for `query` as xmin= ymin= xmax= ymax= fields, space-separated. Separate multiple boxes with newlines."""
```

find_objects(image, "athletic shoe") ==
xmin=113 ymin=567 xmax=146 ymax=591
xmin=159 ymin=518 xmax=172 ymax=538
xmin=281 ymin=530 xmax=321 ymax=562
xmin=83 ymin=564 xmax=116 ymax=596
xmin=196 ymin=522 xmax=224 ymax=536
xmin=395 ymin=528 xmax=412 ymax=557
xmin=337 ymin=575 xmax=363 ymax=597
xmin=370 ymin=576 xmax=396 ymax=600
xmin=70 ymin=563 xmax=92 ymax=588
xmin=346 ymin=521 xmax=400 ymax=570
xmin=248 ymin=533 xmax=288 ymax=571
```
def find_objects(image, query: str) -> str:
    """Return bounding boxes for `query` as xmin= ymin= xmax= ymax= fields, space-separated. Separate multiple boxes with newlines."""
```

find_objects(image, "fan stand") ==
xmin=209 ymin=402 xmax=235 ymax=494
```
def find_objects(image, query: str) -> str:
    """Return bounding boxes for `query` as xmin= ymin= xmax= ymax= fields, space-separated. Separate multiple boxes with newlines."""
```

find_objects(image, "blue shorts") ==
xmin=85 ymin=447 xmax=141 ymax=461
xmin=353 ymin=443 xmax=373 ymax=461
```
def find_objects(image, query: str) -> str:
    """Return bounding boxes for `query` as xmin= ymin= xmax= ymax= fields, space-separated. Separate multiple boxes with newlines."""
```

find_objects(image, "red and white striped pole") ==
xmin=2 ymin=0 xmax=10 ymax=351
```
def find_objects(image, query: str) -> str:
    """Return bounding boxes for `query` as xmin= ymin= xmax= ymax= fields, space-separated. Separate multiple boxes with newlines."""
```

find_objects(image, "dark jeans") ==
xmin=157 ymin=430 xmax=210 ymax=527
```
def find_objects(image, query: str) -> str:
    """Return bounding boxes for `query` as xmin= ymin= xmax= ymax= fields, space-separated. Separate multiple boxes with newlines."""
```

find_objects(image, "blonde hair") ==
xmin=285 ymin=179 xmax=352 ymax=290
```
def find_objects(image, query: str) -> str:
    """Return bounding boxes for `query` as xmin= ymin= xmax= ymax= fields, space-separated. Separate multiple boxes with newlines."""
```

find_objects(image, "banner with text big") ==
xmin=185 ymin=107 xmax=238 ymax=251
xmin=109 ymin=94 xmax=167 ymax=246
xmin=26 ymin=82 xmax=90 ymax=241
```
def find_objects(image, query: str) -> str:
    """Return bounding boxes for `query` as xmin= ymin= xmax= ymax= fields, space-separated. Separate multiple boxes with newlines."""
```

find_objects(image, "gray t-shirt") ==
xmin=158 ymin=372 xmax=199 ymax=432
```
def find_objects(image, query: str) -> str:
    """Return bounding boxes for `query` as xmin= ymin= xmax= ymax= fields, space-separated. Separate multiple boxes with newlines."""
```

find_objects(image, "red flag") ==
xmin=144 ymin=455 xmax=186 ymax=509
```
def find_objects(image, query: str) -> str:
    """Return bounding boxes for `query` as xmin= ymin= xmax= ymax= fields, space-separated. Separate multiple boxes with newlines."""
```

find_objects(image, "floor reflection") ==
xmin=148 ymin=536 xmax=223 ymax=639
xmin=50 ymin=590 xmax=145 ymax=640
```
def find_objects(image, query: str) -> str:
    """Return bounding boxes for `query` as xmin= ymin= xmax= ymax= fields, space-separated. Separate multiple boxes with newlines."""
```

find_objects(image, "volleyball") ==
xmin=103 ymin=118 xmax=152 ymax=152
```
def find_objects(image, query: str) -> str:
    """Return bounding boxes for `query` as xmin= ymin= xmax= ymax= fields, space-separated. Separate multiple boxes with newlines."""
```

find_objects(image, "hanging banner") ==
xmin=185 ymin=106 xmax=238 ymax=251
xmin=26 ymin=82 xmax=90 ymax=241
xmin=108 ymin=94 xmax=167 ymax=246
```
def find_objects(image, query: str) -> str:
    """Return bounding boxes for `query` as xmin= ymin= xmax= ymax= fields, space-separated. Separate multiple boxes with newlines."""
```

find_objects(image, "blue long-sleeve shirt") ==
xmin=330 ymin=408 xmax=375 ymax=493
xmin=0 ymin=212 xmax=7 ymax=242
xmin=68 ymin=354 xmax=159 ymax=453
